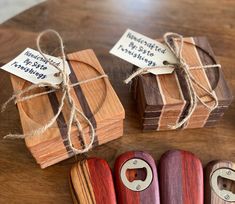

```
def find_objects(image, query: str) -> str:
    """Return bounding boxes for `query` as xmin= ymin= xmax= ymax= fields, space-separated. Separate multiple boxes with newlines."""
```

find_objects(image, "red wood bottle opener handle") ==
xmin=205 ymin=160 xmax=235 ymax=204
xmin=69 ymin=158 xmax=116 ymax=204
xmin=159 ymin=150 xmax=203 ymax=204
xmin=114 ymin=151 xmax=160 ymax=204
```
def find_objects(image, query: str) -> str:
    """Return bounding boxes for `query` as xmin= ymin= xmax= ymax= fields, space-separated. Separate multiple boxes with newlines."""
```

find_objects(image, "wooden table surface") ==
xmin=0 ymin=0 xmax=234 ymax=203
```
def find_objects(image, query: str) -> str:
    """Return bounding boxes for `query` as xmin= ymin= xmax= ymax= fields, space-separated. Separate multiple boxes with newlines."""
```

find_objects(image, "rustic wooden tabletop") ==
xmin=0 ymin=0 xmax=234 ymax=203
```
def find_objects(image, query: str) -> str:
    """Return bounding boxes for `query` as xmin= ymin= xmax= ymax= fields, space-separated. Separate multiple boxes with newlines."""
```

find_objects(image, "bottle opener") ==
xmin=159 ymin=150 xmax=203 ymax=204
xmin=69 ymin=158 xmax=116 ymax=204
xmin=114 ymin=151 xmax=160 ymax=204
xmin=205 ymin=160 xmax=235 ymax=203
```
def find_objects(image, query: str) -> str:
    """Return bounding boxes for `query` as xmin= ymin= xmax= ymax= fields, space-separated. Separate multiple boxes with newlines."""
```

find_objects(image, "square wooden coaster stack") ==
xmin=10 ymin=49 xmax=125 ymax=168
xmin=132 ymin=37 xmax=233 ymax=131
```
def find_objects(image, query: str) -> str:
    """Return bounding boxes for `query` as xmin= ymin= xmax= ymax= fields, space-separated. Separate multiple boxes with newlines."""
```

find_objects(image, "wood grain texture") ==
xmin=205 ymin=160 xmax=235 ymax=204
xmin=9 ymin=49 xmax=124 ymax=168
xmin=132 ymin=37 xmax=233 ymax=131
xmin=0 ymin=0 xmax=235 ymax=203
xmin=159 ymin=150 xmax=203 ymax=204
xmin=114 ymin=151 xmax=160 ymax=204
xmin=70 ymin=158 xmax=116 ymax=204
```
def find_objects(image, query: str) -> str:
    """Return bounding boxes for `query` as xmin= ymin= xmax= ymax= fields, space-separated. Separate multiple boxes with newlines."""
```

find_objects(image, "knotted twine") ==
xmin=125 ymin=32 xmax=220 ymax=129
xmin=1 ymin=29 xmax=108 ymax=154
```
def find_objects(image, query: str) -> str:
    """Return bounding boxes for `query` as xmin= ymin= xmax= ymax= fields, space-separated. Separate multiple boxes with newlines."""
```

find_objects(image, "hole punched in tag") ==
xmin=163 ymin=60 xmax=170 ymax=65
xmin=120 ymin=158 xmax=153 ymax=192
xmin=211 ymin=168 xmax=235 ymax=202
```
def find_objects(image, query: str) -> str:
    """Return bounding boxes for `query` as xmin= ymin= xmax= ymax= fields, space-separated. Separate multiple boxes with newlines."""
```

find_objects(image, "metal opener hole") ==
xmin=218 ymin=176 xmax=235 ymax=194
xmin=126 ymin=168 xmax=147 ymax=182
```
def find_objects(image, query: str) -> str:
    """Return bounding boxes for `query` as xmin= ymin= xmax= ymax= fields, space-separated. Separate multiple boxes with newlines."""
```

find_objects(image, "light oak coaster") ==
xmin=10 ymin=49 xmax=125 ymax=168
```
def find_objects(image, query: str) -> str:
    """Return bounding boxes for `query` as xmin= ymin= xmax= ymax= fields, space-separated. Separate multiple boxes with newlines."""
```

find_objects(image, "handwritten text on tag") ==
xmin=0 ymin=48 xmax=70 ymax=85
xmin=110 ymin=29 xmax=177 ymax=75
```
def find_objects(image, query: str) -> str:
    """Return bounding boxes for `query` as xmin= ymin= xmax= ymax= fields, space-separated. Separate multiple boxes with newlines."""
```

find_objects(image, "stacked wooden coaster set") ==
xmin=132 ymin=37 xmax=233 ymax=131
xmin=10 ymin=49 xmax=125 ymax=168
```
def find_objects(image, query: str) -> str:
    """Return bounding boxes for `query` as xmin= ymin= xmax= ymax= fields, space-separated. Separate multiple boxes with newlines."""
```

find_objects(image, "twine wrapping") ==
xmin=1 ymin=29 xmax=108 ymax=154
xmin=124 ymin=32 xmax=221 ymax=129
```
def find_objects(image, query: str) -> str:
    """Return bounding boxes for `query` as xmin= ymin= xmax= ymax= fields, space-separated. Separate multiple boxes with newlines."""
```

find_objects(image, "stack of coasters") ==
xmin=10 ymin=49 xmax=125 ymax=168
xmin=132 ymin=37 xmax=233 ymax=131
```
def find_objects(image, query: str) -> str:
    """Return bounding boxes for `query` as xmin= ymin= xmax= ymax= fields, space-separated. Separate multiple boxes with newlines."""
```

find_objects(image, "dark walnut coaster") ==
xmin=205 ymin=160 xmax=235 ymax=204
xmin=69 ymin=158 xmax=116 ymax=204
xmin=114 ymin=151 xmax=160 ymax=204
xmin=159 ymin=150 xmax=203 ymax=204
xmin=131 ymin=37 xmax=233 ymax=131
xmin=9 ymin=49 xmax=125 ymax=168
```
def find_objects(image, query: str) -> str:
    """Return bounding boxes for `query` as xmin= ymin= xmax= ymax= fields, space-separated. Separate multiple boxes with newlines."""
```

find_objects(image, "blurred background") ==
xmin=0 ymin=0 xmax=44 ymax=23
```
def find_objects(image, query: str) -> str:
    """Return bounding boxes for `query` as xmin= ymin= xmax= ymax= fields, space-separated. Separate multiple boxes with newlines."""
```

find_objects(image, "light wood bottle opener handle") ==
xmin=205 ymin=160 xmax=235 ymax=204
xmin=69 ymin=158 xmax=116 ymax=204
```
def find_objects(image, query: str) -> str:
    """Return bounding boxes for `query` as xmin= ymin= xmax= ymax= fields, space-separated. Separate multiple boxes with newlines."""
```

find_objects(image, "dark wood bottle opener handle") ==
xmin=69 ymin=158 xmax=117 ymax=204
xmin=114 ymin=151 xmax=160 ymax=204
xmin=159 ymin=150 xmax=203 ymax=204
xmin=205 ymin=160 xmax=235 ymax=204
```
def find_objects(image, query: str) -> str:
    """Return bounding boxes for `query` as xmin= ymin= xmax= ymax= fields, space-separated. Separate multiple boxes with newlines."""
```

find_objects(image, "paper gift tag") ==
xmin=0 ymin=48 xmax=70 ymax=85
xmin=110 ymin=29 xmax=178 ymax=75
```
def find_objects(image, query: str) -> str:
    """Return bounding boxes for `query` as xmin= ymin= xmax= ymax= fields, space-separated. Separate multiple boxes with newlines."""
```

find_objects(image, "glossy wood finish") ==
xmin=70 ymin=158 xmax=116 ymax=204
xmin=132 ymin=37 xmax=233 ymax=131
xmin=9 ymin=49 xmax=124 ymax=168
xmin=0 ymin=0 xmax=235 ymax=203
xmin=114 ymin=151 xmax=160 ymax=204
xmin=159 ymin=150 xmax=203 ymax=204
xmin=205 ymin=160 xmax=235 ymax=204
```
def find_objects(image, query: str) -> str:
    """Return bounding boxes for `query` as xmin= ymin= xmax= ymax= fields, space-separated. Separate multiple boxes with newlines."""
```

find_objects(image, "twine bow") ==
xmin=1 ymin=29 xmax=108 ymax=154
xmin=125 ymin=32 xmax=220 ymax=129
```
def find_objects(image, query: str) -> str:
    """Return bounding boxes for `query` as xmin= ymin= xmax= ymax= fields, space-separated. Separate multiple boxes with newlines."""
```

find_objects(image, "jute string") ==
xmin=1 ymin=29 xmax=108 ymax=154
xmin=125 ymin=32 xmax=220 ymax=129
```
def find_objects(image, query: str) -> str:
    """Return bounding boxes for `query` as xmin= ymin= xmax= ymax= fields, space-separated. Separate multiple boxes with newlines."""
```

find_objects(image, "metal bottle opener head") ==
xmin=120 ymin=158 xmax=153 ymax=192
xmin=211 ymin=167 xmax=235 ymax=202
